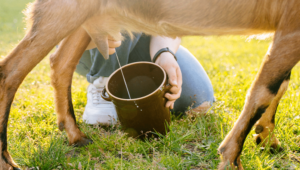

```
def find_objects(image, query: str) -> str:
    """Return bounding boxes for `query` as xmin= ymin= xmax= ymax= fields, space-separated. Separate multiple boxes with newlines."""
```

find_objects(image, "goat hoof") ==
xmin=259 ymin=144 xmax=283 ymax=154
xmin=218 ymin=146 xmax=244 ymax=170
xmin=0 ymin=162 xmax=20 ymax=170
xmin=270 ymin=145 xmax=283 ymax=154
xmin=254 ymin=135 xmax=282 ymax=153
xmin=0 ymin=151 xmax=20 ymax=170
xmin=71 ymin=137 xmax=93 ymax=147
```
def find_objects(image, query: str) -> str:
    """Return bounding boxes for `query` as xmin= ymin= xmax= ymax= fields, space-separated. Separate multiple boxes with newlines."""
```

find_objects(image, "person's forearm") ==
xmin=149 ymin=36 xmax=181 ymax=61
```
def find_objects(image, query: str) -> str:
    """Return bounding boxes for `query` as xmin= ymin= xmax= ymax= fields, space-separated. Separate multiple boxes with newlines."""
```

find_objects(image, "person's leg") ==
xmin=77 ymin=34 xmax=214 ymax=116
xmin=75 ymin=50 xmax=117 ymax=125
xmin=128 ymin=35 xmax=215 ymax=115
xmin=75 ymin=50 xmax=93 ymax=77
xmin=174 ymin=46 xmax=215 ymax=115
xmin=75 ymin=33 xmax=143 ymax=125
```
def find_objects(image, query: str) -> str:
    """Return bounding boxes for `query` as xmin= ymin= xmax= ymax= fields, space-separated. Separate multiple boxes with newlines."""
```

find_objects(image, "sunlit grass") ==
xmin=1 ymin=0 xmax=300 ymax=169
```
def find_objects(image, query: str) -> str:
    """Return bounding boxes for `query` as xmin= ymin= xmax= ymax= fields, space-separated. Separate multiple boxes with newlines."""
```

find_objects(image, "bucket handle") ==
xmin=101 ymin=87 xmax=112 ymax=101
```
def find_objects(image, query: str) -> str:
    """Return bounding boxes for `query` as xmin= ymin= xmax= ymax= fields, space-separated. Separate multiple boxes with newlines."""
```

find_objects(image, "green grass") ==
xmin=1 ymin=0 xmax=300 ymax=169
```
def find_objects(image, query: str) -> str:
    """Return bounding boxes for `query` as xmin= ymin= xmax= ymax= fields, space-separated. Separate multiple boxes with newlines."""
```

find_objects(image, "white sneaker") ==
xmin=82 ymin=77 xmax=118 ymax=125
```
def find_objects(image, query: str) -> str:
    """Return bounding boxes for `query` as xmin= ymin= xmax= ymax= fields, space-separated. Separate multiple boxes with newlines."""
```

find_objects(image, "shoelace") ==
xmin=90 ymin=87 xmax=110 ymax=105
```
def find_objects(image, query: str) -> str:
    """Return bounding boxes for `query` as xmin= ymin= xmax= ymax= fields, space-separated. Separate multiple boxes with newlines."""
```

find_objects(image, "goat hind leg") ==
xmin=218 ymin=33 xmax=300 ymax=170
xmin=50 ymin=27 xmax=92 ymax=146
xmin=254 ymin=74 xmax=290 ymax=153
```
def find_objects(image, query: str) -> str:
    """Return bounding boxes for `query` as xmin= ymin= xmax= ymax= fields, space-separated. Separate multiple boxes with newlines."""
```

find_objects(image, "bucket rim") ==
xmin=105 ymin=61 xmax=167 ymax=101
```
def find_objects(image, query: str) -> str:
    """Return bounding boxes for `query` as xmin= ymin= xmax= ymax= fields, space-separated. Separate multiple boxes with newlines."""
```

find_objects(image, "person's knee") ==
xmin=173 ymin=45 xmax=215 ymax=114
xmin=191 ymin=101 xmax=212 ymax=114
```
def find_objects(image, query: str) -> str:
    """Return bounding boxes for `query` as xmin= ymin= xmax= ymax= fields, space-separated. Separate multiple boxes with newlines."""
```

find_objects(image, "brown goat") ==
xmin=1 ymin=0 xmax=300 ymax=169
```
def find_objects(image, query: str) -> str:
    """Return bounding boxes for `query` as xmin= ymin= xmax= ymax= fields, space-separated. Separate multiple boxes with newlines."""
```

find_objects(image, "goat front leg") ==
xmin=0 ymin=89 xmax=20 ymax=169
xmin=218 ymin=32 xmax=300 ymax=170
xmin=0 ymin=0 xmax=99 ymax=168
xmin=0 ymin=18 xmax=76 ymax=170
xmin=50 ymin=27 xmax=92 ymax=146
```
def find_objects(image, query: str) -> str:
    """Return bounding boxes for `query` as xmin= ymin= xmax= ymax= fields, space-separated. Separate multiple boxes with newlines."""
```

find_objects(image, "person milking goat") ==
xmin=74 ymin=33 xmax=215 ymax=125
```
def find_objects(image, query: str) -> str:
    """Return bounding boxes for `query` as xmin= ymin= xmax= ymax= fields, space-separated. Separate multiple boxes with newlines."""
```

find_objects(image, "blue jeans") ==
xmin=75 ymin=35 xmax=215 ymax=114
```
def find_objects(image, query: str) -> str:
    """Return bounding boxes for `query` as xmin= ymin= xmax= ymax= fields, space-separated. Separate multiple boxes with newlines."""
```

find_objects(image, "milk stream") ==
xmin=115 ymin=52 xmax=131 ymax=99
xmin=115 ymin=52 xmax=140 ymax=109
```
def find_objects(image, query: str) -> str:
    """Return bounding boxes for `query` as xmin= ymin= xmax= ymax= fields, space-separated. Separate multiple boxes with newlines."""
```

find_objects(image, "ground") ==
xmin=1 ymin=0 xmax=300 ymax=169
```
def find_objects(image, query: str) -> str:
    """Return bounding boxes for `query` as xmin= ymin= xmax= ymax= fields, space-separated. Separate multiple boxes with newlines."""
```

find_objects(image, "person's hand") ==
xmin=107 ymin=34 xmax=121 ymax=55
xmin=86 ymin=34 xmax=121 ymax=54
xmin=155 ymin=52 xmax=182 ymax=109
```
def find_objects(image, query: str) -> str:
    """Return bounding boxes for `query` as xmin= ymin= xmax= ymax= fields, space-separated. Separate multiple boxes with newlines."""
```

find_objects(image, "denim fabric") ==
xmin=75 ymin=34 xmax=215 ymax=114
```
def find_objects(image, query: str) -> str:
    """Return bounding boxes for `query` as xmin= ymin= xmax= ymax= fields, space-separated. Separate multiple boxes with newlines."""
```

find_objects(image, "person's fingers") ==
xmin=108 ymin=33 xmax=121 ymax=40
xmin=168 ymin=67 xmax=182 ymax=93
xmin=156 ymin=54 xmax=182 ymax=109
xmin=108 ymin=48 xmax=116 ymax=55
xmin=165 ymin=89 xmax=181 ymax=101
xmin=107 ymin=33 xmax=122 ymax=55
xmin=167 ymin=74 xmax=180 ymax=95
xmin=176 ymin=66 xmax=183 ymax=88
xmin=164 ymin=66 xmax=178 ymax=86
xmin=165 ymin=100 xmax=176 ymax=109
xmin=168 ymin=84 xmax=181 ymax=94
xmin=108 ymin=40 xmax=121 ymax=54
xmin=165 ymin=100 xmax=174 ymax=109
xmin=165 ymin=85 xmax=181 ymax=108
xmin=108 ymin=39 xmax=122 ymax=48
